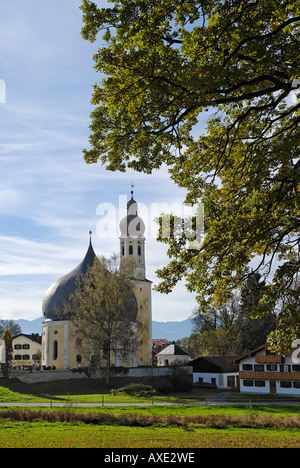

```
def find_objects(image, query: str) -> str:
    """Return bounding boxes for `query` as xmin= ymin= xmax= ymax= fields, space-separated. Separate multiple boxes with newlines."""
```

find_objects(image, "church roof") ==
xmin=42 ymin=237 xmax=138 ymax=322
xmin=42 ymin=238 xmax=97 ymax=321
xmin=156 ymin=344 xmax=189 ymax=356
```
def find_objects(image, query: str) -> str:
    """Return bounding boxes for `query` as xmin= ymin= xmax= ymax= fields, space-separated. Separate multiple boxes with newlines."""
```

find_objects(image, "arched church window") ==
xmin=76 ymin=354 xmax=82 ymax=364
xmin=52 ymin=340 xmax=58 ymax=361
xmin=123 ymin=341 xmax=130 ymax=360
xmin=138 ymin=246 xmax=141 ymax=256
xmin=75 ymin=337 xmax=82 ymax=348
xmin=103 ymin=341 xmax=110 ymax=360
xmin=129 ymin=245 xmax=133 ymax=255
xmin=122 ymin=245 xmax=125 ymax=255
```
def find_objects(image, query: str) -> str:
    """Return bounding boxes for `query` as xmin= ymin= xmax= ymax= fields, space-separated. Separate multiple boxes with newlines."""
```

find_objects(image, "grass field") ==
xmin=0 ymin=404 xmax=299 ymax=448
xmin=0 ymin=377 xmax=216 ymax=404
xmin=0 ymin=377 xmax=299 ymax=448
xmin=0 ymin=419 xmax=299 ymax=448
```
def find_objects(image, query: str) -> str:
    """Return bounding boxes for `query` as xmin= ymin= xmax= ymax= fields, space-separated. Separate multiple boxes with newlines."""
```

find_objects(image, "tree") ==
xmin=0 ymin=320 xmax=21 ymax=338
xmin=32 ymin=350 xmax=42 ymax=367
xmin=80 ymin=0 xmax=300 ymax=352
xmin=238 ymin=272 xmax=277 ymax=351
xmin=188 ymin=276 xmax=277 ymax=355
xmin=1 ymin=329 xmax=13 ymax=379
xmin=60 ymin=257 xmax=140 ymax=385
xmin=185 ymin=327 xmax=240 ymax=357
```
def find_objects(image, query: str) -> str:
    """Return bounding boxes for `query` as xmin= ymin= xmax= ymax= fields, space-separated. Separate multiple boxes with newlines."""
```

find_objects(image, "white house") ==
xmin=235 ymin=343 xmax=300 ymax=396
xmin=13 ymin=333 xmax=42 ymax=369
xmin=156 ymin=344 xmax=191 ymax=366
xmin=190 ymin=355 xmax=239 ymax=389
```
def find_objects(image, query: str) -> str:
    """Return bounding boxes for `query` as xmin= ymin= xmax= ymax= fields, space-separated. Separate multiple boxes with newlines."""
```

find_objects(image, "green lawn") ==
xmin=0 ymin=418 xmax=299 ymax=448
xmin=0 ymin=404 xmax=299 ymax=448
xmin=0 ymin=377 xmax=215 ymax=404
xmin=0 ymin=377 xmax=299 ymax=448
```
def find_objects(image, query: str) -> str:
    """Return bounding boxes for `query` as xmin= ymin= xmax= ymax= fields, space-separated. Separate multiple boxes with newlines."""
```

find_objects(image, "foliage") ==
xmin=0 ymin=320 xmax=21 ymax=338
xmin=185 ymin=273 xmax=277 ymax=356
xmin=0 ymin=407 xmax=299 ymax=429
xmin=186 ymin=327 xmax=240 ymax=357
xmin=80 ymin=0 xmax=300 ymax=353
xmin=115 ymin=383 xmax=155 ymax=397
xmin=58 ymin=257 xmax=140 ymax=384
xmin=1 ymin=329 xmax=13 ymax=379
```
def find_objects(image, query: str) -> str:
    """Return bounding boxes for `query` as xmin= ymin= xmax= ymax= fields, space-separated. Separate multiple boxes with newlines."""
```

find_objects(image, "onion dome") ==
xmin=42 ymin=237 xmax=97 ymax=321
xmin=119 ymin=191 xmax=145 ymax=237
xmin=42 ymin=236 xmax=138 ymax=322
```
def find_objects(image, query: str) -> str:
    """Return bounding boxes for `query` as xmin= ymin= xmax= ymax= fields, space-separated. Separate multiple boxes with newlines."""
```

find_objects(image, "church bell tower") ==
xmin=119 ymin=191 xmax=152 ymax=366
xmin=119 ymin=191 xmax=146 ymax=280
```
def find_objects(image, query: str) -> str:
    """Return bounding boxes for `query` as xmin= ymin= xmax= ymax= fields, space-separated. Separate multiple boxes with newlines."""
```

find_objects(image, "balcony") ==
xmin=255 ymin=355 xmax=283 ymax=363
xmin=240 ymin=371 xmax=300 ymax=381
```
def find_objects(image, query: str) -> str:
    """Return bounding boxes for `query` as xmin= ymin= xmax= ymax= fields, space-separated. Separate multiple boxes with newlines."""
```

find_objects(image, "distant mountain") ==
xmin=14 ymin=317 xmax=43 ymax=335
xmin=152 ymin=319 xmax=193 ymax=341
xmin=13 ymin=316 xmax=194 ymax=341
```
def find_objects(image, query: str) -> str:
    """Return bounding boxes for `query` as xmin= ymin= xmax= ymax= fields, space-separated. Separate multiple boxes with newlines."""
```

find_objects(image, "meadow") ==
xmin=0 ymin=377 xmax=299 ymax=448
xmin=0 ymin=406 xmax=299 ymax=448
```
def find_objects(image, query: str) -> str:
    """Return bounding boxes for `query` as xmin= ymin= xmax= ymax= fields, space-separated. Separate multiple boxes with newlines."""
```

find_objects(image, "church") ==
xmin=41 ymin=193 xmax=152 ymax=369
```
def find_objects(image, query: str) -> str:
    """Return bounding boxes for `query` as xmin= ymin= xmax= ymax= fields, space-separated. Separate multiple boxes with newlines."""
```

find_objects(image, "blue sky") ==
xmin=0 ymin=0 xmax=198 ymax=322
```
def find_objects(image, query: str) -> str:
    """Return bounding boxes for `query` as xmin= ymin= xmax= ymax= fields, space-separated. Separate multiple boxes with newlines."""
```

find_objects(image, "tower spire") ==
xmin=119 ymin=192 xmax=146 ymax=280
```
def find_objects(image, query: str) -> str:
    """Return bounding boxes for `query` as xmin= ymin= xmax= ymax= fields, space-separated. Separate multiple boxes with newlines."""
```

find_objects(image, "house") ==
xmin=152 ymin=339 xmax=170 ymax=365
xmin=190 ymin=356 xmax=239 ymax=389
xmin=156 ymin=344 xmax=191 ymax=366
xmin=235 ymin=343 xmax=300 ymax=396
xmin=13 ymin=333 xmax=42 ymax=369
xmin=152 ymin=339 xmax=170 ymax=353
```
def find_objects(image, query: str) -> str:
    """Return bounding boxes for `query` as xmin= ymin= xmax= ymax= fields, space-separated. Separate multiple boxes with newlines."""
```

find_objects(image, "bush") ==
xmin=115 ymin=383 xmax=155 ymax=398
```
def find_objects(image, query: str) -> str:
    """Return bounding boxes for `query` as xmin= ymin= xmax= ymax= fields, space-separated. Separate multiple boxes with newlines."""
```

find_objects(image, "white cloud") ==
xmin=0 ymin=0 xmax=197 ymax=323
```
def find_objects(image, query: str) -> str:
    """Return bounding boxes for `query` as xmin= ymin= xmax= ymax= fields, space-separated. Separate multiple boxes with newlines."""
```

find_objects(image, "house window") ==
xmin=280 ymin=381 xmax=292 ymax=388
xmin=280 ymin=365 xmax=291 ymax=372
xmin=266 ymin=364 xmax=278 ymax=371
xmin=255 ymin=380 xmax=266 ymax=387
xmin=76 ymin=354 xmax=82 ymax=363
xmin=22 ymin=355 xmax=30 ymax=360
xmin=254 ymin=364 xmax=264 ymax=372
xmin=14 ymin=355 xmax=21 ymax=360
xmin=52 ymin=340 xmax=58 ymax=361
xmin=293 ymin=381 xmax=300 ymax=389
xmin=23 ymin=344 xmax=30 ymax=350
xmin=243 ymin=380 xmax=254 ymax=387
xmin=14 ymin=344 xmax=21 ymax=350
xmin=242 ymin=364 xmax=253 ymax=371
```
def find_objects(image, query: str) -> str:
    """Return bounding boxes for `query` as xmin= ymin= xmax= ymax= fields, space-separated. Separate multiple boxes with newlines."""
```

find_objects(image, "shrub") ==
xmin=116 ymin=383 xmax=155 ymax=397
